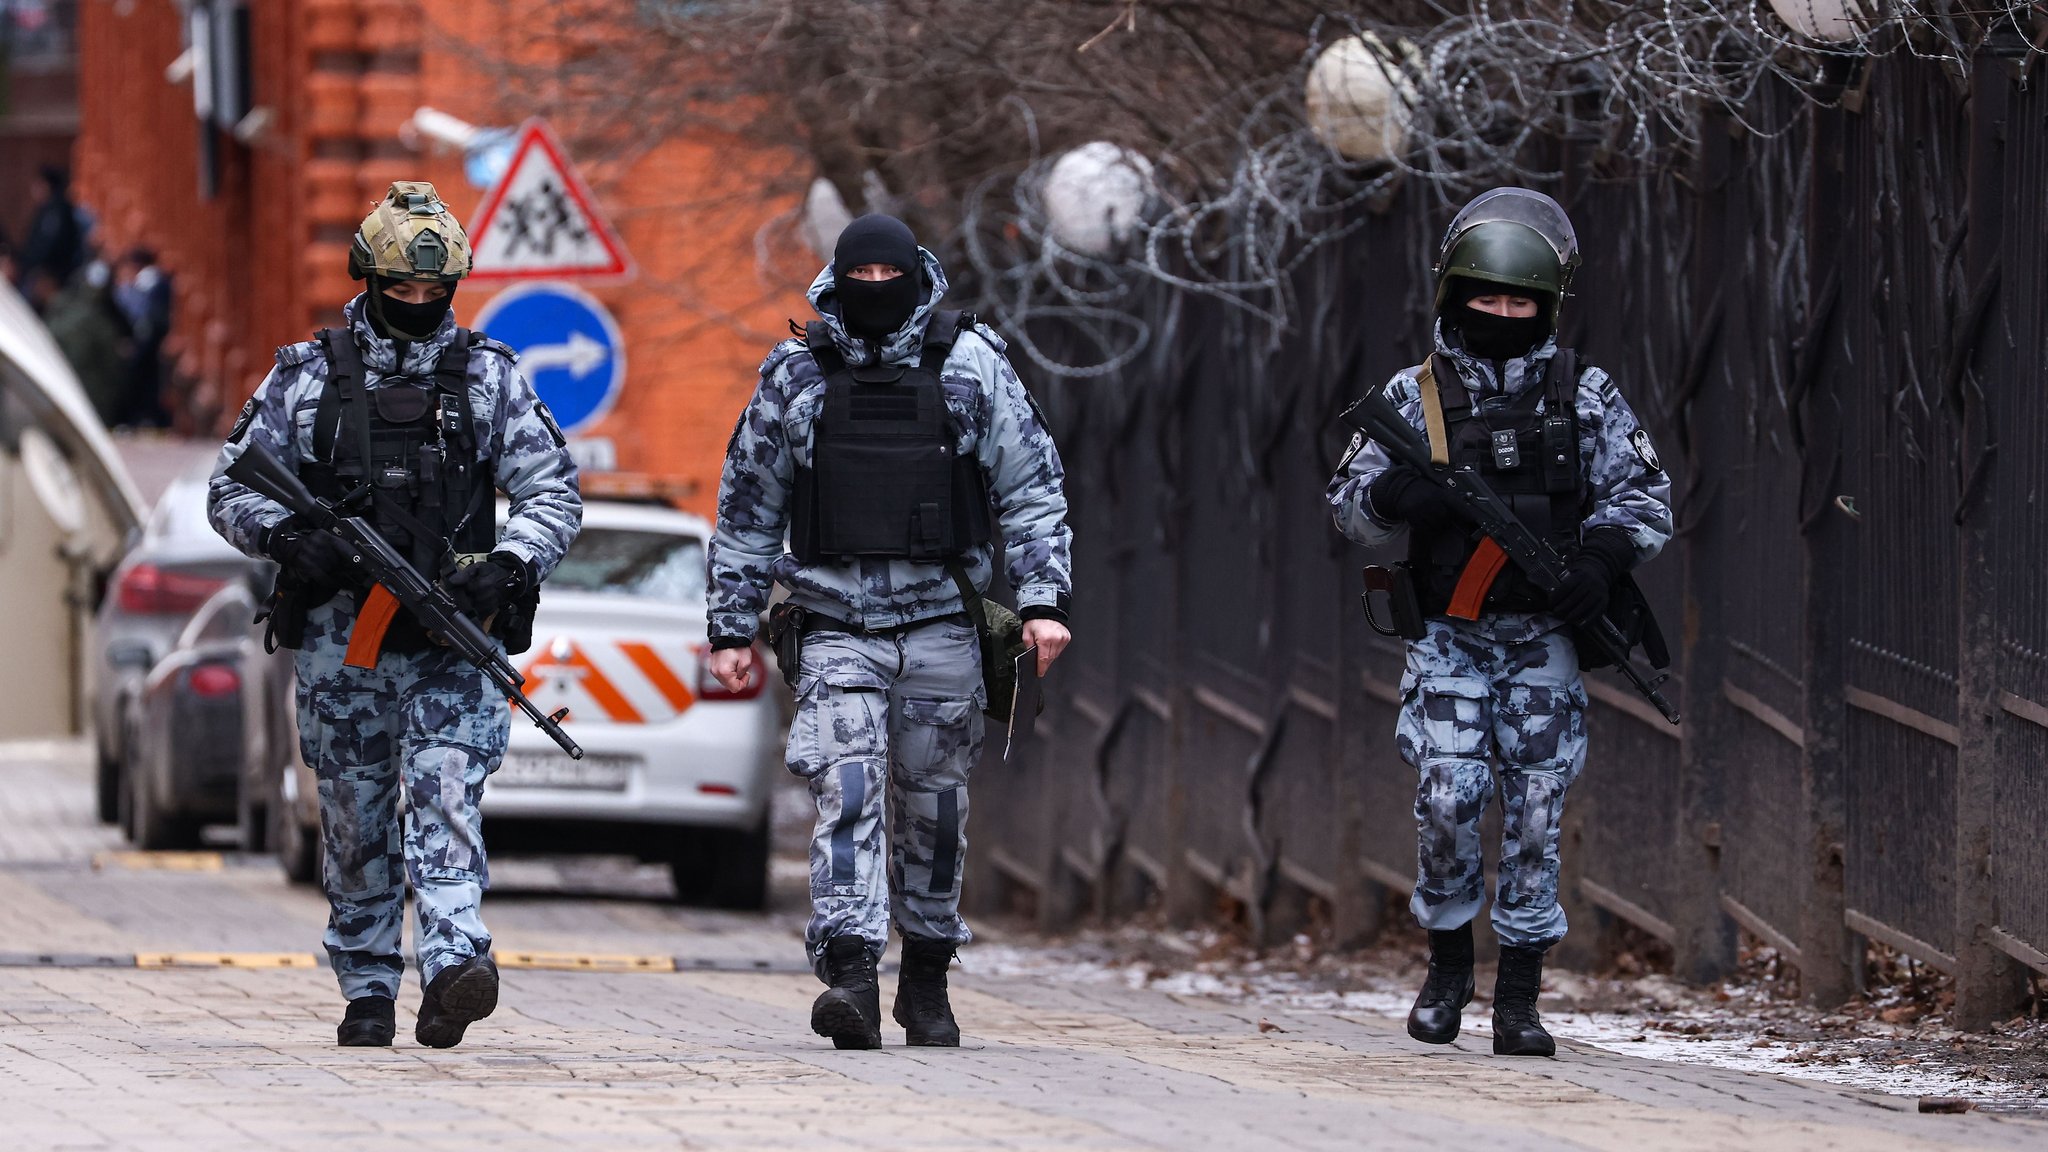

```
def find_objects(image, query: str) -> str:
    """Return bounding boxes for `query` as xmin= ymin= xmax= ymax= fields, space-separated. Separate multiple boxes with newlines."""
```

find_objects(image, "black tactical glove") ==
xmin=1551 ymin=526 xmax=1636 ymax=625
xmin=444 ymin=551 xmax=532 ymax=620
xmin=264 ymin=518 xmax=362 ymax=586
xmin=1367 ymin=464 xmax=1467 ymax=529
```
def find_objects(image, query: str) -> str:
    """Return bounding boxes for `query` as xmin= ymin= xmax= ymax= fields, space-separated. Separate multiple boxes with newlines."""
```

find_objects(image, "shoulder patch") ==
xmin=534 ymin=400 xmax=568 ymax=447
xmin=1630 ymin=427 xmax=1663 ymax=473
xmin=227 ymin=396 xmax=259 ymax=444
xmin=276 ymin=340 xmax=320 ymax=368
xmin=1338 ymin=431 xmax=1364 ymax=472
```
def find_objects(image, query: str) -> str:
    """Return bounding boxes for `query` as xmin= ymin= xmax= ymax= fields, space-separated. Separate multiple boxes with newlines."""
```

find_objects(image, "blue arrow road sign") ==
xmin=471 ymin=282 xmax=626 ymax=435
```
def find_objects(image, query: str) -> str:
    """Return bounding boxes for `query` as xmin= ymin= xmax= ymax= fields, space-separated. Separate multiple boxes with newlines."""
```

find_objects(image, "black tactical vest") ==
xmin=300 ymin=327 xmax=496 ymax=576
xmin=789 ymin=312 xmax=992 ymax=564
xmin=1410 ymin=349 xmax=1587 ymax=615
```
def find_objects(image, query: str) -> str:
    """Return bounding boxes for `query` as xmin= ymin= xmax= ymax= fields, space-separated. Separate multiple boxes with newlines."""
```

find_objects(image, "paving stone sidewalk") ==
xmin=5 ymin=741 xmax=2045 ymax=1150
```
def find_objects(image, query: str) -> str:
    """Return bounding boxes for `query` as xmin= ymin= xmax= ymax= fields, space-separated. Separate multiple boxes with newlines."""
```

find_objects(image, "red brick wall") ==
xmin=75 ymin=0 xmax=806 ymax=512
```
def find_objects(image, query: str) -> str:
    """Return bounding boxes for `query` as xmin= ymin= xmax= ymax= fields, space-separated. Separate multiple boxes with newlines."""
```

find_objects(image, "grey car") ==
xmin=90 ymin=471 xmax=270 ymax=825
xmin=120 ymin=583 xmax=266 ymax=848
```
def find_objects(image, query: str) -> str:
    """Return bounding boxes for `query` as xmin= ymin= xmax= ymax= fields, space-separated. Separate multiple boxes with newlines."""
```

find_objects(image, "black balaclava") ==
xmin=832 ymin=214 xmax=924 ymax=343
xmin=367 ymin=278 xmax=457 ymax=343
xmin=1441 ymin=277 xmax=1551 ymax=361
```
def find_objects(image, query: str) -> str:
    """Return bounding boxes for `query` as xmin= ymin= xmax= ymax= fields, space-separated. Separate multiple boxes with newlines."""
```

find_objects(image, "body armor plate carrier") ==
xmin=296 ymin=327 xmax=507 ymax=652
xmin=790 ymin=312 xmax=992 ymax=564
xmin=1409 ymin=349 xmax=1585 ymax=616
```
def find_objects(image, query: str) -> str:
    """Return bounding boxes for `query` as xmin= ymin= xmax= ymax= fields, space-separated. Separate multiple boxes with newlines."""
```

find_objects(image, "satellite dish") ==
xmin=1305 ymin=34 xmax=1416 ymax=163
xmin=1043 ymin=142 xmax=1154 ymax=258
xmin=18 ymin=428 xmax=88 ymax=537
xmin=1767 ymin=0 xmax=1870 ymax=43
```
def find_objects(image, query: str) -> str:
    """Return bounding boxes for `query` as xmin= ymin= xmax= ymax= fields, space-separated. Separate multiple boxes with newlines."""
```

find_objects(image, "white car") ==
xmin=482 ymin=499 xmax=783 ymax=909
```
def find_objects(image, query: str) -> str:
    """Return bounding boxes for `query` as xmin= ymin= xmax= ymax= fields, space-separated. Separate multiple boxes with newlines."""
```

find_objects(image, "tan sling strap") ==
xmin=1416 ymin=353 xmax=1453 ymax=466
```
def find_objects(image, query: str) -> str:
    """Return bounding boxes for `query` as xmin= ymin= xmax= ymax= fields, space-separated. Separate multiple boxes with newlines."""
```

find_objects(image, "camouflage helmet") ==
xmin=1433 ymin=187 xmax=1579 ymax=322
xmin=348 ymin=181 xmax=471 ymax=283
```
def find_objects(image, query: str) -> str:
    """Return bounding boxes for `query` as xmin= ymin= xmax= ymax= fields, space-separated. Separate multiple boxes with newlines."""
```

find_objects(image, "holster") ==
xmin=1361 ymin=563 xmax=1428 ymax=641
xmin=765 ymin=602 xmax=807 ymax=690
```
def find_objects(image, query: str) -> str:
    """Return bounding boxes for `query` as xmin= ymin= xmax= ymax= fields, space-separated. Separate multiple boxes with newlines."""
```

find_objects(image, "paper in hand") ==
xmin=1004 ymin=644 xmax=1042 ymax=760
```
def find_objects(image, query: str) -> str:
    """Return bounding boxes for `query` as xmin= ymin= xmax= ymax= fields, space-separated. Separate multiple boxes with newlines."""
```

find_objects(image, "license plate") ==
xmin=492 ymin=751 xmax=636 ymax=791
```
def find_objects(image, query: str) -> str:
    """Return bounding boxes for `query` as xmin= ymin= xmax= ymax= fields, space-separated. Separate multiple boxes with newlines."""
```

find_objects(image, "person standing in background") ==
xmin=16 ymin=166 xmax=87 ymax=303
xmin=44 ymin=251 xmax=132 ymax=426
xmin=113 ymin=247 xmax=173 ymax=427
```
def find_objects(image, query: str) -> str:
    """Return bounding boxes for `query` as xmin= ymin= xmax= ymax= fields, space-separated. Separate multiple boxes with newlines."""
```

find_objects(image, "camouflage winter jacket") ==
xmin=707 ymin=250 xmax=1073 ymax=645
xmin=207 ymin=294 xmax=582 ymax=580
xmin=1327 ymin=323 xmax=1673 ymax=644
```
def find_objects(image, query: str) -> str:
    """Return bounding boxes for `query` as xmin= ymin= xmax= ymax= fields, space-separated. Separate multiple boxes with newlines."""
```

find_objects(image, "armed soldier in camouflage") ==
xmin=707 ymin=214 xmax=1072 ymax=1049
xmin=208 ymin=182 xmax=581 ymax=1049
xmin=1328 ymin=188 xmax=1672 ymax=1057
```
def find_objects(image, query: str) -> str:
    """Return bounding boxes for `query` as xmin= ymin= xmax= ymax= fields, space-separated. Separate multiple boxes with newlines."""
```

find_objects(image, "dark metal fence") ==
xmin=966 ymin=50 xmax=2048 ymax=1024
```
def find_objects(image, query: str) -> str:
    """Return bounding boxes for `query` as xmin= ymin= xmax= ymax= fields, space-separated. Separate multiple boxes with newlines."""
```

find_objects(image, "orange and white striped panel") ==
xmin=518 ymin=636 xmax=697 ymax=725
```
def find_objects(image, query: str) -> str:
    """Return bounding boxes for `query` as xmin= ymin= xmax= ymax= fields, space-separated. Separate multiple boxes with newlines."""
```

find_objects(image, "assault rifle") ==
xmin=226 ymin=444 xmax=584 ymax=758
xmin=1341 ymin=389 xmax=1682 ymax=725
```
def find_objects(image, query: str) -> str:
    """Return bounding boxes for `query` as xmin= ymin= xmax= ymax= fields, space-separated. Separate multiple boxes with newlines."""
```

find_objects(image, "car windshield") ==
xmin=546 ymin=527 xmax=706 ymax=602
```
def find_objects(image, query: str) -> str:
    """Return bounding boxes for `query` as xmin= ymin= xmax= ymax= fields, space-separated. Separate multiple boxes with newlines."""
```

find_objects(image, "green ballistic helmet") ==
xmin=1433 ymin=187 xmax=1580 ymax=323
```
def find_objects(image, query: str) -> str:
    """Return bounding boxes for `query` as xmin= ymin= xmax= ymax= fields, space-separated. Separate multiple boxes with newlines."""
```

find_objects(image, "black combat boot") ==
xmin=1406 ymin=923 xmax=1475 ymax=1044
xmin=811 ymin=936 xmax=882 ymax=1050
xmin=336 ymin=995 xmax=395 ymax=1047
xmin=415 ymin=951 xmax=499 ymax=1049
xmin=1491 ymin=945 xmax=1556 ymax=1057
xmin=893 ymin=937 xmax=961 ymax=1047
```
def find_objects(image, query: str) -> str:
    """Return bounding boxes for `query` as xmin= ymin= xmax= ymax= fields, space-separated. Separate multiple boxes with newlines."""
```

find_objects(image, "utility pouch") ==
xmin=766 ymin=602 xmax=808 ymax=690
xmin=945 ymin=561 xmax=1026 ymax=723
xmin=1361 ymin=563 xmax=1428 ymax=641
xmin=1574 ymin=574 xmax=1670 ymax=672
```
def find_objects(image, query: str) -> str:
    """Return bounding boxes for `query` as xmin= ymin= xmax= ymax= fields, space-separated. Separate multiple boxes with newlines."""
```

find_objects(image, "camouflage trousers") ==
xmin=785 ymin=616 xmax=984 ymax=979
xmin=1397 ymin=620 xmax=1588 ymax=949
xmin=296 ymin=594 xmax=508 ymax=1000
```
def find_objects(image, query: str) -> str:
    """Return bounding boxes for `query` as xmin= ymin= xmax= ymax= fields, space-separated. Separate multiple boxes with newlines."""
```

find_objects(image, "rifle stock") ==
xmin=1340 ymin=391 xmax=1681 ymax=725
xmin=226 ymin=445 xmax=585 ymax=757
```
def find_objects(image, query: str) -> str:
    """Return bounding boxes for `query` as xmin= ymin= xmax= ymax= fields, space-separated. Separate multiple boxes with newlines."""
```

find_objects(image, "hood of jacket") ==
xmin=1432 ymin=317 xmax=1559 ymax=402
xmin=805 ymin=247 xmax=949 ymax=367
xmin=343 ymin=292 xmax=461 ymax=377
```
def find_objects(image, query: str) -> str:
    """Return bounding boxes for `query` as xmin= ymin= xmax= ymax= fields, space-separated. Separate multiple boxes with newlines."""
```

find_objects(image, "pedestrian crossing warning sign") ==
xmin=468 ymin=119 xmax=634 ymax=282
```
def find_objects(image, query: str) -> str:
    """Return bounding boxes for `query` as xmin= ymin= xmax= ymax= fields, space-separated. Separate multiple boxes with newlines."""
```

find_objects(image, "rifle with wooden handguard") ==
xmin=226 ymin=443 xmax=584 ymax=758
xmin=1340 ymin=388 xmax=1681 ymax=725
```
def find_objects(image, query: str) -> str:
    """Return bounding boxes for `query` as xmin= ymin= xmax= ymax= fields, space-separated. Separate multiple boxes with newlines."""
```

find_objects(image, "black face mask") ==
xmin=369 ymin=285 xmax=456 ymax=342
xmin=835 ymin=274 xmax=922 ymax=343
xmin=1450 ymin=306 xmax=1548 ymax=361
